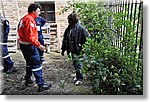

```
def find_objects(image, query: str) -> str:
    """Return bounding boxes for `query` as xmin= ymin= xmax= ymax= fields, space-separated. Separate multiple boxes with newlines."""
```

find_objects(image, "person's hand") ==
xmin=38 ymin=45 xmax=46 ymax=52
xmin=61 ymin=51 xmax=64 ymax=56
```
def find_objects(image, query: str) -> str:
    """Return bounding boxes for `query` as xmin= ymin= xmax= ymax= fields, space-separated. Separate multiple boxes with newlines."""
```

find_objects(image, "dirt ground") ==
xmin=1 ymin=51 xmax=93 ymax=95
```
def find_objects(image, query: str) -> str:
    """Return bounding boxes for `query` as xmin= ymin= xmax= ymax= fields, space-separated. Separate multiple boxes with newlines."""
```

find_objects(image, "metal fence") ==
xmin=105 ymin=0 xmax=143 ymax=72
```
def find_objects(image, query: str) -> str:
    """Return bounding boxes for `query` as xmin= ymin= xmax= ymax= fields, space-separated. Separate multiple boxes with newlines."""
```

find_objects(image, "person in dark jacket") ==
xmin=61 ymin=12 xmax=89 ymax=85
xmin=0 ymin=16 xmax=17 ymax=74
xmin=35 ymin=16 xmax=46 ymax=64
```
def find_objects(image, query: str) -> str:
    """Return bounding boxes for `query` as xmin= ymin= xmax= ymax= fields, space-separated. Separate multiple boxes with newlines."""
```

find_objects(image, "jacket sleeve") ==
xmin=40 ymin=16 xmax=46 ymax=27
xmin=81 ymin=27 xmax=89 ymax=45
xmin=3 ymin=20 xmax=10 ymax=35
xmin=3 ymin=20 xmax=10 ymax=43
xmin=24 ymin=19 xmax=41 ymax=47
xmin=61 ymin=28 xmax=68 ymax=52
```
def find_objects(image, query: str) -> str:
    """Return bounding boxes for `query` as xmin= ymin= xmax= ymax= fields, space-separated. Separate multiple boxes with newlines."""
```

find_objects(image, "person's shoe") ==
xmin=0 ymin=66 xmax=4 ymax=71
xmin=73 ymin=77 xmax=77 ymax=81
xmin=25 ymin=79 xmax=34 ymax=86
xmin=75 ymin=80 xmax=83 ymax=86
xmin=5 ymin=67 xmax=17 ymax=74
xmin=38 ymin=83 xmax=51 ymax=92
xmin=42 ymin=61 xmax=47 ymax=64
xmin=71 ymin=73 xmax=76 ymax=77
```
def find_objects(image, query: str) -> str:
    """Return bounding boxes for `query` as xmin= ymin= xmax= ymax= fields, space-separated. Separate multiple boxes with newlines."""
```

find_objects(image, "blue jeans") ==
xmin=71 ymin=53 xmax=83 ymax=81
xmin=20 ymin=44 xmax=44 ymax=85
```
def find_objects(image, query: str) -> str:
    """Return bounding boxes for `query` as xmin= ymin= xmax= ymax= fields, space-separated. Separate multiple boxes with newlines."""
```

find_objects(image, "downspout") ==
xmin=0 ymin=0 xmax=5 ymax=17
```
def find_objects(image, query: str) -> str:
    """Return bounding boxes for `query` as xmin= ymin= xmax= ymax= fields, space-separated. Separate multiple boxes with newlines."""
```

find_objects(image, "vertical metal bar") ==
xmin=126 ymin=0 xmax=130 ymax=50
xmin=124 ymin=0 xmax=131 ymax=55
xmin=135 ymin=1 xmax=142 ymax=71
xmin=116 ymin=0 xmax=119 ymax=48
xmin=137 ymin=0 xmax=143 ymax=73
xmin=113 ymin=0 xmax=116 ymax=46
xmin=130 ymin=0 xmax=133 ymax=26
xmin=134 ymin=1 xmax=141 ymax=58
xmin=115 ymin=0 xmax=118 ymax=47
xmin=111 ymin=0 xmax=115 ymax=46
xmin=124 ymin=0 xmax=131 ymax=70
xmin=121 ymin=0 xmax=125 ymax=56
xmin=108 ymin=0 xmax=112 ymax=46
xmin=129 ymin=0 xmax=137 ymax=70
xmin=122 ymin=0 xmax=127 ymax=55
xmin=128 ymin=0 xmax=134 ymax=66
xmin=127 ymin=0 xmax=130 ymax=19
xmin=120 ymin=0 xmax=123 ymax=51
xmin=133 ymin=0 xmax=137 ymax=33
xmin=117 ymin=0 xmax=121 ymax=48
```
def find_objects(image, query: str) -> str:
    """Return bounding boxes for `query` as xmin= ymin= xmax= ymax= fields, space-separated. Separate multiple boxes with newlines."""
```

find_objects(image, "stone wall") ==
xmin=55 ymin=0 xmax=72 ymax=52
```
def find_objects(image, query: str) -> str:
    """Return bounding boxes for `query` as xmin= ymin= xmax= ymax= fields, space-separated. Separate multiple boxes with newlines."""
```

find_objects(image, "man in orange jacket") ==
xmin=18 ymin=3 xmax=51 ymax=92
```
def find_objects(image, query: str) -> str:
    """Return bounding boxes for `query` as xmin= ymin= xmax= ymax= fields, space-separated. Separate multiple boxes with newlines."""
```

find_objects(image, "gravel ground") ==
xmin=1 ymin=51 xmax=93 ymax=95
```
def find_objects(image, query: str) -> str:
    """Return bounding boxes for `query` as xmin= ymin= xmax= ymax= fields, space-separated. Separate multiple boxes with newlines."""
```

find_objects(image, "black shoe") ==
xmin=38 ymin=83 xmax=51 ymax=92
xmin=5 ymin=67 xmax=17 ymax=74
xmin=25 ymin=79 xmax=34 ymax=86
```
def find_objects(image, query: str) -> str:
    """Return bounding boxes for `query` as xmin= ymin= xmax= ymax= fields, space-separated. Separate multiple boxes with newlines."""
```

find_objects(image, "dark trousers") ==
xmin=20 ymin=44 xmax=44 ymax=85
xmin=2 ymin=45 xmax=13 ymax=71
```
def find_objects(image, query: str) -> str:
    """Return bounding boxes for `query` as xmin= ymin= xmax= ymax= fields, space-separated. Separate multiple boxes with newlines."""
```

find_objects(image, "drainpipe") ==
xmin=0 ymin=0 xmax=5 ymax=17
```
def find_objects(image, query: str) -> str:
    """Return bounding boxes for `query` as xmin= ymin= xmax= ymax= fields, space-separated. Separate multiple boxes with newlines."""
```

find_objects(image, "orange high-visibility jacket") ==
xmin=18 ymin=13 xmax=41 ymax=47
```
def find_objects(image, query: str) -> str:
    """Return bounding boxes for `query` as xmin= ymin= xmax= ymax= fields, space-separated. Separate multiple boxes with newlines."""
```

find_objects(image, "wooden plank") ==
xmin=50 ymin=31 xmax=57 ymax=35
xmin=43 ymin=34 xmax=50 ymax=38
xmin=50 ymin=28 xmax=57 ymax=31
xmin=44 ymin=39 xmax=50 ymax=44
xmin=8 ymin=36 xmax=17 ymax=40
xmin=8 ymin=46 xmax=17 ymax=53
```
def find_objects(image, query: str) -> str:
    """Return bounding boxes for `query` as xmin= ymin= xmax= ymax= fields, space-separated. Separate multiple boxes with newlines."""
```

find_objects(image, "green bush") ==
xmin=62 ymin=0 xmax=143 ymax=95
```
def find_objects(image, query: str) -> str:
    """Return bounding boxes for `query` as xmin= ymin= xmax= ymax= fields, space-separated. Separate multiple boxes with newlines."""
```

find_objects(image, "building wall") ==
xmin=0 ymin=0 xmax=72 ymax=52
xmin=55 ymin=0 xmax=72 ymax=52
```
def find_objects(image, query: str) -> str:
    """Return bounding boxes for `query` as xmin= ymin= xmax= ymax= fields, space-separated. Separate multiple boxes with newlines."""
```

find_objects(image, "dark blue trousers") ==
xmin=2 ymin=45 xmax=13 ymax=71
xmin=20 ymin=44 xmax=44 ymax=85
